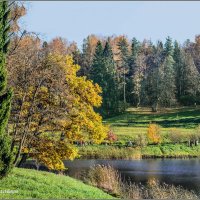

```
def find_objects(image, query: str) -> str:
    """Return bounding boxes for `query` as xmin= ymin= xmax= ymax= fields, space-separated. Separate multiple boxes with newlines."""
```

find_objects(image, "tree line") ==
xmin=70 ymin=35 xmax=200 ymax=116
xmin=14 ymin=34 xmax=199 ymax=118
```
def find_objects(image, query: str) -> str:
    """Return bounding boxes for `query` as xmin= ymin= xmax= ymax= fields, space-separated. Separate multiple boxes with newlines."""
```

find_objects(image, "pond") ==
xmin=63 ymin=159 xmax=200 ymax=193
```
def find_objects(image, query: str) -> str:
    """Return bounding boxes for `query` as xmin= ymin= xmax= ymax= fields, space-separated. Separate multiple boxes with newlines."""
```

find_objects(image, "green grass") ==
xmin=79 ymin=144 xmax=200 ymax=159
xmin=106 ymin=106 xmax=200 ymax=128
xmin=0 ymin=168 xmax=114 ymax=199
xmin=105 ymin=107 xmax=200 ymax=142
xmin=142 ymin=144 xmax=200 ymax=158
xmin=77 ymin=107 xmax=200 ymax=159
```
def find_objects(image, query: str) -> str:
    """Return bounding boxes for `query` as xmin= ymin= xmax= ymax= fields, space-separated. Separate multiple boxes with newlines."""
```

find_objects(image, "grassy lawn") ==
xmin=0 ymin=168 xmax=114 ymax=199
xmin=105 ymin=107 xmax=200 ymax=141
xmin=106 ymin=106 xmax=200 ymax=128
xmin=78 ymin=107 xmax=200 ymax=159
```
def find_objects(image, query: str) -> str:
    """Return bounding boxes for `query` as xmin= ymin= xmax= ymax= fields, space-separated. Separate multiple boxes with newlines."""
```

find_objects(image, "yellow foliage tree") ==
xmin=8 ymin=37 xmax=107 ymax=170
xmin=147 ymin=123 xmax=161 ymax=144
xmin=48 ymin=55 xmax=108 ymax=144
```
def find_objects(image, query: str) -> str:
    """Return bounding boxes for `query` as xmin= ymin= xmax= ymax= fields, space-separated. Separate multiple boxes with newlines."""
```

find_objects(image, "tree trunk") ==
xmin=152 ymin=101 xmax=158 ymax=112
xmin=123 ymin=67 xmax=126 ymax=104
xmin=13 ymin=80 xmax=44 ymax=166
xmin=17 ymin=153 xmax=28 ymax=167
xmin=13 ymin=130 xmax=27 ymax=166
xmin=136 ymin=95 xmax=140 ymax=108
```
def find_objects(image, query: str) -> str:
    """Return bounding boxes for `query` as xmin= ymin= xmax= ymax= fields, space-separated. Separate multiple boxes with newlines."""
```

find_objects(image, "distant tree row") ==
xmin=65 ymin=35 xmax=200 ymax=116
xmin=18 ymin=35 xmax=200 ymax=118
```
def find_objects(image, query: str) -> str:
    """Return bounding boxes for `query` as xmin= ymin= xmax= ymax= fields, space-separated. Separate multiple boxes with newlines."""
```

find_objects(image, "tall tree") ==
xmin=173 ymin=40 xmax=184 ymax=100
xmin=117 ymin=37 xmax=129 ymax=106
xmin=80 ymin=35 xmax=99 ymax=77
xmin=90 ymin=41 xmax=105 ymax=86
xmin=130 ymin=38 xmax=146 ymax=107
xmin=7 ymin=36 xmax=108 ymax=169
xmin=0 ymin=1 xmax=13 ymax=178
xmin=180 ymin=51 xmax=200 ymax=105
xmin=102 ymin=40 xmax=119 ymax=116
xmin=90 ymin=40 xmax=120 ymax=117
xmin=159 ymin=37 xmax=176 ymax=107
xmin=145 ymin=39 xmax=176 ymax=111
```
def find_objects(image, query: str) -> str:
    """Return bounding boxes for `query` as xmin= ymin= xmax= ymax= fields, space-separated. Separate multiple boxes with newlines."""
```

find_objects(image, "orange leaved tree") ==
xmin=147 ymin=123 xmax=161 ymax=144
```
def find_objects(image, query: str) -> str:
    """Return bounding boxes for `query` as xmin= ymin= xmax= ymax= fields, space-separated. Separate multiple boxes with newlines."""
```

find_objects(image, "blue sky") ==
xmin=23 ymin=1 xmax=200 ymax=47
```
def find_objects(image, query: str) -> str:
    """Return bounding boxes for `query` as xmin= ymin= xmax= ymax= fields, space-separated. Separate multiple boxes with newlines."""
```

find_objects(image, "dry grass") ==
xmin=80 ymin=165 xmax=199 ymax=199
xmin=82 ymin=165 xmax=121 ymax=195
xmin=121 ymin=178 xmax=198 ymax=199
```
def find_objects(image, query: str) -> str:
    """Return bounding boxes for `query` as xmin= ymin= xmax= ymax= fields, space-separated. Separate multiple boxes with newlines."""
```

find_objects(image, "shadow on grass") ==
xmin=111 ymin=117 xmax=200 ymax=128
xmin=106 ymin=108 xmax=200 ymax=128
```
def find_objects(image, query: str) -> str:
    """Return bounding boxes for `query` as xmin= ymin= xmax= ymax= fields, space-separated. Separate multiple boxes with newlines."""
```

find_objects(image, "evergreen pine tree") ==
xmin=0 ymin=1 xmax=13 ymax=178
xmin=90 ymin=40 xmax=120 ymax=117
xmin=173 ymin=40 xmax=184 ymax=100
xmin=145 ymin=41 xmax=164 ymax=112
xmin=128 ymin=38 xmax=140 ymax=105
xmin=159 ymin=37 xmax=176 ymax=107
xmin=90 ymin=41 xmax=104 ymax=85
xmin=102 ymin=40 xmax=119 ymax=116
xmin=180 ymin=52 xmax=200 ymax=105
xmin=164 ymin=36 xmax=173 ymax=56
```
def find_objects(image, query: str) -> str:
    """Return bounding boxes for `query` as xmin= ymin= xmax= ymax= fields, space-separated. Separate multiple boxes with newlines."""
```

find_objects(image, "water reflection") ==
xmin=64 ymin=159 xmax=200 ymax=193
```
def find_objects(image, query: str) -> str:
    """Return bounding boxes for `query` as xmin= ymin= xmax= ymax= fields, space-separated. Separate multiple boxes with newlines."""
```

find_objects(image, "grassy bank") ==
xmin=79 ymin=145 xmax=141 ymax=159
xmin=0 ymin=168 xmax=114 ymax=199
xmin=79 ymin=143 xmax=200 ymax=159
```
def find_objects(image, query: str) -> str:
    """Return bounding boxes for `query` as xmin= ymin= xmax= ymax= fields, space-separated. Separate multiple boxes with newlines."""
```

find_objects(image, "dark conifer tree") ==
xmin=0 ymin=1 xmax=13 ymax=178
xmin=102 ymin=40 xmax=119 ymax=116
xmin=173 ymin=40 xmax=184 ymax=100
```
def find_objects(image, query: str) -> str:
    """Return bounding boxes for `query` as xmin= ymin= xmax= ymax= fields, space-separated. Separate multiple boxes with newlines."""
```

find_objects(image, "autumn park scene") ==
xmin=1 ymin=1 xmax=200 ymax=199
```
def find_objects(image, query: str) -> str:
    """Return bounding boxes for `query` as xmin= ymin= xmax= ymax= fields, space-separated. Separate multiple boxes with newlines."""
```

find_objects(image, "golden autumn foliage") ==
xmin=48 ymin=55 xmax=108 ymax=144
xmin=147 ymin=123 xmax=161 ymax=144
xmin=8 ymin=36 xmax=107 ymax=170
xmin=29 ymin=137 xmax=78 ymax=170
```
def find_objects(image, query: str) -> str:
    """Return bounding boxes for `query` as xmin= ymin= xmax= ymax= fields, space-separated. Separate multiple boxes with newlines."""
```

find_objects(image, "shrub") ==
xmin=134 ymin=134 xmax=148 ymax=147
xmin=147 ymin=123 xmax=161 ymax=144
xmin=195 ymin=125 xmax=200 ymax=140
xmin=85 ymin=165 xmax=120 ymax=194
xmin=168 ymin=129 xmax=186 ymax=144
xmin=105 ymin=129 xmax=117 ymax=144
xmin=186 ymin=126 xmax=200 ymax=146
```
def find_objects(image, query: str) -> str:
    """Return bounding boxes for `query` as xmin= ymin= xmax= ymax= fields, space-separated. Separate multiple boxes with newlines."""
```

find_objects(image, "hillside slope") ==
xmin=0 ymin=168 xmax=114 ymax=199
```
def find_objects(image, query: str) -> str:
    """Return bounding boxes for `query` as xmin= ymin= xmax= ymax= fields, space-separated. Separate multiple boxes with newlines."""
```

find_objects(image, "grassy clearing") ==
xmin=0 ymin=168 xmax=114 ymax=199
xmin=78 ymin=107 xmax=200 ymax=159
xmin=106 ymin=107 xmax=199 ymax=142
xmin=106 ymin=106 xmax=200 ymax=128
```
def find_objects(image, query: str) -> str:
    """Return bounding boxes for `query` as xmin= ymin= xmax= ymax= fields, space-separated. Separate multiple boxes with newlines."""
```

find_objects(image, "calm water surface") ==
xmin=63 ymin=159 xmax=200 ymax=193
